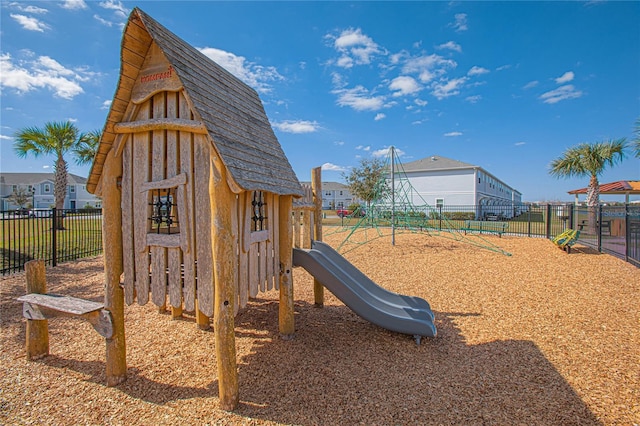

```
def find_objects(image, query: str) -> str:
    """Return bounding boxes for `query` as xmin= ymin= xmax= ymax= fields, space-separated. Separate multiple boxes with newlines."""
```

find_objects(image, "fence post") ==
xmin=568 ymin=203 xmax=574 ymax=230
xmin=625 ymin=203 xmax=629 ymax=263
xmin=597 ymin=204 xmax=603 ymax=252
xmin=527 ymin=207 xmax=532 ymax=237
xmin=51 ymin=208 xmax=57 ymax=267
xmin=545 ymin=204 xmax=552 ymax=239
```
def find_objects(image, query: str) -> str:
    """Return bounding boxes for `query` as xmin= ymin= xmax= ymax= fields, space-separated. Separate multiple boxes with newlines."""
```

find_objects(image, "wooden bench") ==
xmin=462 ymin=220 xmax=508 ymax=237
xmin=18 ymin=260 xmax=114 ymax=361
xmin=18 ymin=293 xmax=114 ymax=339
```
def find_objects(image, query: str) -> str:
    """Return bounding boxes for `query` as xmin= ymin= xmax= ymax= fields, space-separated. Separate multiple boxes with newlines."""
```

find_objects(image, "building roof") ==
xmin=0 ymin=173 xmax=87 ymax=185
xmin=567 ymin=180 xmax=640 ymax=195
xmin=87 ymin=7 xmax=302 ymax=197
xmin=400 ymin=155 xmax=476 ymax=172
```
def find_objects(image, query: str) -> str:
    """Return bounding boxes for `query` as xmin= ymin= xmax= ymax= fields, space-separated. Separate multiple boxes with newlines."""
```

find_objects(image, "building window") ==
xmin=44 ymin=184 xmax=51 ymax=193
xmin=339 ymin=191 xmax=343 ymax=196
xmin=12 ymin=185 xmax=17 ymax=192
xmin=251 ymin=191 xmax=267 ymax=232
xmin=70 ymin=186 xmax=75 ymax=193
xmin=325 ymin=191 xmax=332 ymax=196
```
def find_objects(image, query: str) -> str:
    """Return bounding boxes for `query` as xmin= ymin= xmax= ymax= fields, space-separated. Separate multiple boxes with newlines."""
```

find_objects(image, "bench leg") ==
xmin=25 ymin=260 xmax=49 ymax=360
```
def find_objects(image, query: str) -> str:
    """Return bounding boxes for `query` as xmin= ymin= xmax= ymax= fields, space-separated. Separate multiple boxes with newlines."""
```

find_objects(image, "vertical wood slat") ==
xmin=265 ymin=192 xmax=274 ymax=291
xmin=151 ymin=92 xmax=167 ymax=308
xmin=194 ymin=136 xmax=213 ymax=317
xmin=121 ymin=138 xmax=135 ymax=305
xmin=133 ymin=102 xmax=150 ymax=305
xmin=237 ymin=192 xmax=249 ymax=308
xmin=258 ymin=240 xmax=267 ymax=293
xmin=249 ymin=244 xmax=259 ymax=298
xmin=166 ymin=92 xmax=182 ymax=310
xmin=179 ymin=91 xmax=196 ymax=312
xmin=293 ymin=210 xmax=301 ymax=249
xmin=302 ymin=209 xmax=312 ymax=249
xmin=272 ymin=194 xmax=280 ymax=291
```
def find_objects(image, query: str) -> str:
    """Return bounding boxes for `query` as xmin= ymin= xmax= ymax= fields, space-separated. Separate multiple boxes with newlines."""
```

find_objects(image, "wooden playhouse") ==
xmin=86 ymin=8 xmax=311 ymax=409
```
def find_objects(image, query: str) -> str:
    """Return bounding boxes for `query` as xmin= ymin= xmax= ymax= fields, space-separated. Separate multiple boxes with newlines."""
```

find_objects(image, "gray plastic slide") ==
xmin=293 ymin=241 xmax=436 ymax=341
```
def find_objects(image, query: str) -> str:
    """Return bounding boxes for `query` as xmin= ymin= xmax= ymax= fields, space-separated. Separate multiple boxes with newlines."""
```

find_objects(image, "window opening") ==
xmin=149 ymin=187 xmax=179 ymax=234
xmin=251 ymin=191 xmax=267 ymax=232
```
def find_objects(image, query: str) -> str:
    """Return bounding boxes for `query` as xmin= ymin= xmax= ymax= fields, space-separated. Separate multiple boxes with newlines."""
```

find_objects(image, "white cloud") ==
xmin=389 ymin=76 xmax=421 ymax=97
xmin=555 ymin=71 xmax=575 ymax=84
xmin=374 ymin=113 xmax=386 ymax=121
xmin=515 ymin=141 xmax=526 ymax=146
xmin=199 ymin=47 xmax=283 ymax=93
xmin=10 ymin=14 xmax=49 ymax=32
xmin=321 ymin=162 xmax=348 ymax=172
xmin=94 ymin=14 xmax=115 ymax=27
xmin=332 ymin=85 xmax=385 ymax=111
xmin=450 ymin=13 xmax=468 ymax=32
xmin=0 ymin=53 xmax=85 ymax=99
xmin=372 ymin=147 xmax=406 ymax=158
xmin=101 ymin=99 xmax=112 ymax=110
xmin=0 ymin=134 xmax=13 ymax=141
xmin=334 ymin=140 xmax=345 ymax=146
xmin=437 ymin=41 xmax=462 ymax=53
xmin=444 ymin=131 xmax=463 ymax=137
xmin=17 ymin=5 xmax=48 ymax=14
xmin=496 ymin=64 xmax=512 ymax=71
xmin=99 ymin=0 xmax=129 ymax=18
xmin=539 ymin=84 xmax=583 ymax=104
xmin=467 ymin=66 xmax=489 ymax=76
xmin=331 ymin=28 xmax=383 ymax=67
xmin=61 ymin=0 xmax=87 ymax=10
xmin=402 ymin=54 xmax=456 ymax=83
xmin=465 ymin=95 xmax=481 ymax=103
xmin=523 ymin=80 xmax=539 ymax=89
xmin=414 ymin=99 xmax=428 ymax=107
xmin=272 ymin=120 xmax=320 ymax=134
xmin=431 ymin=77 xmax=467 ymax=99
xmin=355 ymin=145 xmax=371 ymax=151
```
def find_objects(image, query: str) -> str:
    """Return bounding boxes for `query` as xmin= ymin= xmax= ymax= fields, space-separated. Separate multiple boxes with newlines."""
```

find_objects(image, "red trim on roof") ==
xmin=568 ymin=180 xmax=640 ymax=194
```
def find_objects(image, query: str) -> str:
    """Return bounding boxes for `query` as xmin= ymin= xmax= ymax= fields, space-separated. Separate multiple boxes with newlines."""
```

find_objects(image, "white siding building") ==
xmin=300 ymin=181 xmax=360 ymax=210
xmin=399 ymin=155 xmax=522 ymax=217
xmin=0 ymin=173 xmax=102 ymax=211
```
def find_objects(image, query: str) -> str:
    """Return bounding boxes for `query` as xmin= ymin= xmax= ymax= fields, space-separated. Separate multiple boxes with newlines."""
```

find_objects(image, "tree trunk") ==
xmin=54 ymin=156 xmax=68 ymax=230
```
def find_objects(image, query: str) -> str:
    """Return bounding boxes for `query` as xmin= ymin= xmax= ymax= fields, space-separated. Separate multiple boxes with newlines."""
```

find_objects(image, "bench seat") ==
xmin=18 ymin=293 xmax=113 ymax=339
xmin=462 ymin=220 xmax=508 ymax=237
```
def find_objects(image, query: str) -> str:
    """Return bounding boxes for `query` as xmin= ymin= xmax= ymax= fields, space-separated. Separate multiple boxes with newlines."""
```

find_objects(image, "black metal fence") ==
xmin=1 ymin=208 xmax=103 ymax=275
xmin=2 ymin=203 xmax=638 ymax=275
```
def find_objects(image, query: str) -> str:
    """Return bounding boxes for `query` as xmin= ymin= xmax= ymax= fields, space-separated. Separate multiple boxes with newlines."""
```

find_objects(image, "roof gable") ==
xmin=88 ymin=7 xmax=302 ymax=197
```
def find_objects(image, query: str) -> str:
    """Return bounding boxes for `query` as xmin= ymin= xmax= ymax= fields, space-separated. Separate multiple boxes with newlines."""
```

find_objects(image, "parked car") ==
xmin=336 ymin=208 xmax=366 ymax=218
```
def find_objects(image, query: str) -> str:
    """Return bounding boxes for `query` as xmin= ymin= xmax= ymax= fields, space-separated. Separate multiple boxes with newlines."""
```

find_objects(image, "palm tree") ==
xmin=549 ymin=139 xmax=627 ymax=233
xmin=75 ymin=129 xmax=102 ymax=165
xmin=13 ymin=121 xmax=99 ymax=228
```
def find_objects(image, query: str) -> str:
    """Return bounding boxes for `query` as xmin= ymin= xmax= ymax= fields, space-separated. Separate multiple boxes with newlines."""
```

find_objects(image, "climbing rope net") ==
xmin=326 ymin=147 xmax=512 ymax=256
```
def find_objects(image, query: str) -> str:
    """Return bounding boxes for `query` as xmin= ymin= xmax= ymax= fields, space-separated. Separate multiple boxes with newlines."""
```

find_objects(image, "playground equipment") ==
xmin=293 ymin=241 xmax=436 ymax=344
xmin=334 ymin=146 xmax=511 ymax=256
xmin=18 ymin=8 xmax=436 ymax=411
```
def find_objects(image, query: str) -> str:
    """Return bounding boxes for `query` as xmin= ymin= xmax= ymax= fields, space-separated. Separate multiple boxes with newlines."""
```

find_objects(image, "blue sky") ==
xmin=1 ymin=1 xmax=639 ymax=202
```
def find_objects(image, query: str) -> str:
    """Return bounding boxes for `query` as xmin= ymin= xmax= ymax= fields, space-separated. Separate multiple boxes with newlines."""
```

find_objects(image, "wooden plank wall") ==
xmin=120 ymin=91 xmax=297 ymax=319
xmin=293 ymin=184 xmax=315 ymax=250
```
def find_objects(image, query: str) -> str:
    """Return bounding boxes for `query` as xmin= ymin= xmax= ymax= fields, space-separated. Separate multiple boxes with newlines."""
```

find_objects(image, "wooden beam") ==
xmin=311 ymin=167 xmax=324 ymax=307
xmin=114 ymin=118 xmax=207 ymax=134
xmin=278 ymin=195 xmax=295 ymax=337
xmin=24 ymin=260 xmax=48 ymax=360
xmin=210 ymin=156 xmax=239 ymax=410
xmin=102 ymin=150 xmax=127 ymax=386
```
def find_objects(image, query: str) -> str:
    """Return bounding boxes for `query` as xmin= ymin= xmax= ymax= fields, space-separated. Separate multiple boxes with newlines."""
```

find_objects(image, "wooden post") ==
xmin=25 ymin=260 xmax=48 ymax=360
xmin=102 ymin=151 xmax=127 ymax=386
xmin=279 ymin=195 xmax=295 ymax=337
xmin=210 ymin=156 xmax=239 ymax=410
xmin=311 ymin=167 xmax=324 ymax=307
xmin=195 ymin=299 xmax=210 ymax=330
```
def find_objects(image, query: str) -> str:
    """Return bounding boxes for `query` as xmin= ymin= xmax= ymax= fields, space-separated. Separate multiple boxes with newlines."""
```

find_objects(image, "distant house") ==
xmin=300 ymin=181 xmax=360 ymax=210
xmin=399 ymin=155 xmax=522 ymax=217
xmin=0 ymin=173 xmax=102 ymax=211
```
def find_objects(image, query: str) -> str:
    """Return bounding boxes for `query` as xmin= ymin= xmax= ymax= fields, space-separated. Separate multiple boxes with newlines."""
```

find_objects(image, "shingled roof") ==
xmin=87 ymin=7 xmax=302 ymax=197
xmin=401 ymin=155 xmax=476 ymax=172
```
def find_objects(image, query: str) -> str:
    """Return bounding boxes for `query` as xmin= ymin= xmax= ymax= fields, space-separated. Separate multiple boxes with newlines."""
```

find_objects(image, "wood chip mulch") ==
xmin=1 ymin=231 xmax=638 ymax=425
